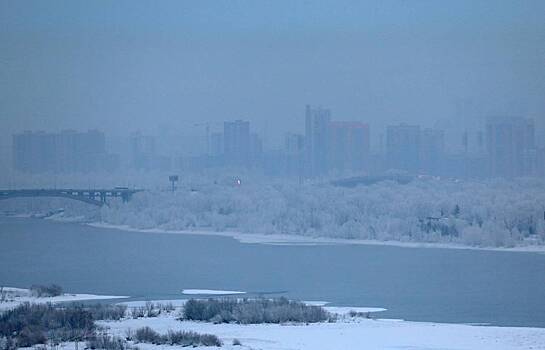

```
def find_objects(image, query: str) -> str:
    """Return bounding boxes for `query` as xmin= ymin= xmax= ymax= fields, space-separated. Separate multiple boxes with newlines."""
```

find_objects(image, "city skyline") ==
xmin=9 ymin=106 xmax=544 ymax=179
xmin=2 ymin=0 xmax=545 ymax=169
xmin=2 ymin=3 xmax=545 ymax=349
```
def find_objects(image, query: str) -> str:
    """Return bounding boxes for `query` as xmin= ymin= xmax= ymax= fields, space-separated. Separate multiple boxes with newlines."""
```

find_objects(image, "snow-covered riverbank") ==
xmin=3 ymin=289 xmax=545 ymax=349
xmin=99 ymin=302 xmax=545 ymax=350
xmin=88 ymin=221 xmax=545 ymax=253
xmin=0 ymin=286 xmax=128 ymax=311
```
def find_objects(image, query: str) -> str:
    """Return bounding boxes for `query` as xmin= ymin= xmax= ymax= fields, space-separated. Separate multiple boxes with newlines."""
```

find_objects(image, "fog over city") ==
xmin=1 ymin=2 xmax=545 ymax=350
xmin=1 ymin=1 xmax=545 ymax=179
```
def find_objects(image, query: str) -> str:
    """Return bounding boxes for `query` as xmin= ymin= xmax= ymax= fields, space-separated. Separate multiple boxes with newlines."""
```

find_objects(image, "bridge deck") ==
xmin=0 ymin=189 xmax=142 ymax=206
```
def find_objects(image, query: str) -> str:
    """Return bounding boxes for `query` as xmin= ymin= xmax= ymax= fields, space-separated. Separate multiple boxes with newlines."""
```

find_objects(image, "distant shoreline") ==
xmin=3 ymin=214 xmax=544 ymax=254
xmin=86 ymin=221 xmax=545 ymax=254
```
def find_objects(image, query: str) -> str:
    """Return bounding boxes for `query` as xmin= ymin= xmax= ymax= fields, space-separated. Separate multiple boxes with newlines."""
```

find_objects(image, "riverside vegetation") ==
xmin=0 ymin=290 xmax=332 ymax=349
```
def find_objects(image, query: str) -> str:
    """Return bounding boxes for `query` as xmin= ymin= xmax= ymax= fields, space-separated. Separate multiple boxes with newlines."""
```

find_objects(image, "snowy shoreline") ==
xmin=4 ymin=288 xmax=545 ymax=350
xmin=3 ymin=288 xmax=545 ymax=349
xmin=87 ymin=221 xmax=545 ymax=254
xmin=102 ymin=300 xmax=545 ymax=350
xmin=5 ymin=213 xmax=543 ymax=253
xmin=0 ymin=286 xmax=128 ymax=311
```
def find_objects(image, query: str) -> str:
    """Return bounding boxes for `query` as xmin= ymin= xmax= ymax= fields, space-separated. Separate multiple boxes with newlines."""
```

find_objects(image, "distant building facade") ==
xmin=420 ymin=128 xmax=445 ymax=175
xmin=305 ymin=105 xmax=331 ymax=177
xmin=210 ymin=132 xmax=224 ymax=157
xmin=328 ymin=121 xmax=370 ymax=172
xmin=284 ymin=133 xmax=305 ymax=177
xmin=537 ymin=147 xmax=545 ymax=177
xmin=224 ymin=120 xmax=250 ymax=167
xmin=12 ymin=130 xmax=117 ymax=173
xmin=486 ymin=117 xmax=535 ymax=178
xmin=386 ymin=124 xmax=421 ymax=173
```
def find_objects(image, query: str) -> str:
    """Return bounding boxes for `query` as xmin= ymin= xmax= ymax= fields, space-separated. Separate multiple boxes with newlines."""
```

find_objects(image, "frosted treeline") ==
xmin=99 ymin=178 xmax=545 ymax=248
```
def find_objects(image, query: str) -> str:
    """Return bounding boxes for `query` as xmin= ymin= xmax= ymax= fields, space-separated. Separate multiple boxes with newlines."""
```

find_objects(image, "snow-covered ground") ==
xmin=3 ymin=289 xmax=545 ymax=349
xmin=98 ymin=307 xmax=545 ymax=350
xmin=0 ymin=286 xmax=128 ymax=310
xmin=324 ymin=305 xmax=388 ymax=314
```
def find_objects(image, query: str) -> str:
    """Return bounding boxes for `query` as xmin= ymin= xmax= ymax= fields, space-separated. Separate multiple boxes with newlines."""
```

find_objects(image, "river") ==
xmin=1 ymin=216 xmax=544 ymax=327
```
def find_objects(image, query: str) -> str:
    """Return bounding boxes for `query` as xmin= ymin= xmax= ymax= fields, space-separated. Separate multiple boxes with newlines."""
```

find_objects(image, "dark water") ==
xmin=1 ymin=217 xmax=544 ymax=327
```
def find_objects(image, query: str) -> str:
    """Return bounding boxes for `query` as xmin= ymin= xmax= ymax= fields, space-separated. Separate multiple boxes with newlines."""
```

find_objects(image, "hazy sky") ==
xmin=1 ymin=0 xmax=545 ymax=153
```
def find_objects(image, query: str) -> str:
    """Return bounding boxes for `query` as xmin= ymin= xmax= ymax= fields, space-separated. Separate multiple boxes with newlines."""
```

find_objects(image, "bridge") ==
xmin=0 ymin=188 xmax=143 ymax=206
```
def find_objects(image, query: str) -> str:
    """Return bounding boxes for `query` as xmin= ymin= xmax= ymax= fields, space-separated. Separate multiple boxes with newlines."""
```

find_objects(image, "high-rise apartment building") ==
xmin=129 ymin=131 xmax=158 ymax=170
xmin=486 ymin=117 xmax=535 ymax=178
xmin=305 ymin=105 xmax=331 ymax=177
xmin=12 ymin=131 xmax=56 ymax=173
xmin=386 ymin=124 xmax=421 ymax=173
xmin=224 ymin=120 xmax=250 ymax=167
xmin=420 ymin=128 xmax=445 ymax=175
xmin=12 ymin=130 xmax=113 ymax=173
xmin=284 ymin=133 xmax=305 ymax=177
xmin=328 ymin=121 xmax=370 ymax=172
xmin=285 ymin=133 xmax=305 ymax=155
xmin=209 ymin=132 xmax=224 ymax=157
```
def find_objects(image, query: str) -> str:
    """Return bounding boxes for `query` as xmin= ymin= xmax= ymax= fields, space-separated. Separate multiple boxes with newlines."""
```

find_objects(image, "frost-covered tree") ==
xmin=94 ymin=177 xmax=545 ymax=247
xmin=4 ymin=176 xmax=544 ymax=248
